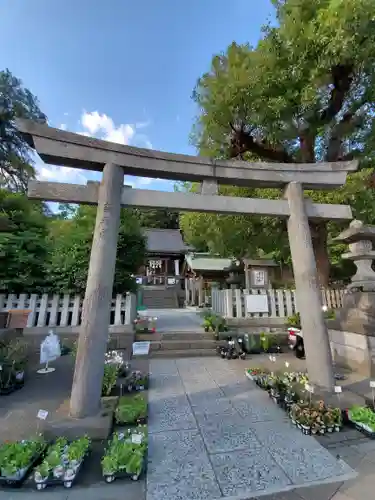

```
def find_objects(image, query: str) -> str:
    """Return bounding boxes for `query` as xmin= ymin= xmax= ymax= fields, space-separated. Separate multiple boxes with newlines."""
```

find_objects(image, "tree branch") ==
xmin=229 ymin=125 xmax=294 ymax=163
xmin=319 ymin=64 xmax=354 ymax=125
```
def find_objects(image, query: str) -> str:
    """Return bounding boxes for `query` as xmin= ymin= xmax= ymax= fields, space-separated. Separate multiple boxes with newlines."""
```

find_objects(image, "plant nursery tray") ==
xmin=0 ymin=450 xmax=45 ymax=488
xmin=34 ymin=453 xmax=89 ymax=491
xmin=103 ymin=456 xmax=147 ymax=484
xmin=0 ymin=380 xmax=24 ymax=396
xmin=344 ymin=410 xmax=375 ymax=439
xmin=122 ymin=379 xmax=149 ymax=393
xmin=115 ymin=416 xmax=148 ymax=427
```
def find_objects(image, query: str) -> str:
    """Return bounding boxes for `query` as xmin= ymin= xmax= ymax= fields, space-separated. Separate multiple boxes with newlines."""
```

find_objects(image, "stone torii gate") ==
xmin=17 ymin=119 xmax=357 ymax=418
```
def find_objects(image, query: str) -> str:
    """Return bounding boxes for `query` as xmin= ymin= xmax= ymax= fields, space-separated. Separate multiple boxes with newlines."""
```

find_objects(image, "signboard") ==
xmin=136 ymin=277 xmax=143 ymax=285
xmin=132 ymin=342 xmax=150 ymax=356
xmin=250 ymin=269 xmax=268 ymax=288
xmin=245 ymin=294 xmax=269 ymax=314
xmin=167 ymin=277 xmax=176 ymax=285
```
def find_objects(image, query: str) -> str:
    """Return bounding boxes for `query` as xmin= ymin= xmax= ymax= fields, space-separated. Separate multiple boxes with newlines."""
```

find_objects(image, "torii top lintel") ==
xmin=17 ymin=119 xmax=358 ymax=189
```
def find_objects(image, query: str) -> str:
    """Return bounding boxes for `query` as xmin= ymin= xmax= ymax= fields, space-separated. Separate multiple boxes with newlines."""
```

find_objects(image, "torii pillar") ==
xmin=285 ymin=182 xmax=334 ymax=391
xmin=70 ymin=163 xmax=123 ymax=418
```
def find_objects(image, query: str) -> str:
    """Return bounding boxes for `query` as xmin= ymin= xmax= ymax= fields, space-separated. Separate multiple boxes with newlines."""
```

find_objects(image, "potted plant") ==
xmin=101 ymin=427 xmax=147 ymax=483
xmin=289 ymin=403 xmax=300 ymax=425
xmin=124 ymin=371 xmax=149 ymax=392
xmin=102 ymin=364 xmax=119 ymax=396
xmin=348 ymin=405 xmax=375 ymax=435
xmin=115 ymin=394 xmax=148 ymax=425
xmin=0 ymin=435 xmax=46 ymax=484
xmin=323 ymin=408 xmax=335 ymax=433
xmin=331 ymin=408 xmax=343 ymax=432
xmin=0 ymin=338 xmax=28 ymax=395
xmin=34 ymin=436 xmax=90 ymax=490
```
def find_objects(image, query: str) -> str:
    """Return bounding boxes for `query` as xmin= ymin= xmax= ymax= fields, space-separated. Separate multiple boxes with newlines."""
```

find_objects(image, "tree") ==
xmin=0 ymin=69 xmax=47 ymax=192
xmin=0 ymin=189 xmax=50 ymax=293
xmin=190 ymin=0 xmax=375 ymax=285
xmin=133 ymin=208 xmax=179 ymax=229
xmin=47 ymin=205 xmax=146 ymax=294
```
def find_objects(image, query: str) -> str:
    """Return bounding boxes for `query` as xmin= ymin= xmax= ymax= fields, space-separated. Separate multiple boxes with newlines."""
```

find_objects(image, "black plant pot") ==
xmin=249 ymin=348 xmax=262 ymax=355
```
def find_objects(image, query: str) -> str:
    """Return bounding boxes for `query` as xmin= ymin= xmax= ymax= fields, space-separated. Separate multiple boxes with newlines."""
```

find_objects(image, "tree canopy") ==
xmin=182 ymin=0 xmax=375 ymax=285
xmin=0 ymin=191 xmax=147 ymax=295
xmin=132 ymin=208 xmax=179 ymax=229
xmin=0 ymin=189 xmax=50 ymax=293
xmin=47 ymin=205 xmax=146 ymax=295
xmin=0 ymin=69 xmax=47 ymax=192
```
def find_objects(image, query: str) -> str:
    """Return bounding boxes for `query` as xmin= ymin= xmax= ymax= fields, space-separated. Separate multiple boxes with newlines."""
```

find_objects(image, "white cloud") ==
xmin=81 ymin=111 xmax=135 ymax=145
xmin=36 ymin=163 xmax=88 ymax=185
xmin=135 ymin=120 xmax=151 ymax=129
xmin=36 ymin=110 xmax=156 ymax=189
xmin=137 ymin=177 xmax=153 ymax=185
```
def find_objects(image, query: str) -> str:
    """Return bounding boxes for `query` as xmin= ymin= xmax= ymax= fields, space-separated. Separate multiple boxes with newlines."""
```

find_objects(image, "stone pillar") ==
xmin=70 ymin=163 xmax=124 ymax=418
xmin=285 ymin=181 xmax=334 ymax=391
xmin=174 ymin=259 xmax=180 ymax=276
xmin=198 ymin=277 xmax=204 ymax=306
xmin=185 ymin=278 xmax=189 ymax=305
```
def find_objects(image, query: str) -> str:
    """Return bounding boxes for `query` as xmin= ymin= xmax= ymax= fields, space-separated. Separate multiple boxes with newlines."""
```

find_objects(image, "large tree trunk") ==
xmin=310 ymin=221 xmax=330 ymax=287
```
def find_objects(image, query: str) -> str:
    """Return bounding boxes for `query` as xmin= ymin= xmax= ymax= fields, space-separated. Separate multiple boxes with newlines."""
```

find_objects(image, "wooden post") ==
xmin=70 ymin=163 xmax=123 ymax=418
xmin=285 ymin=181 xmax=334 ymax=391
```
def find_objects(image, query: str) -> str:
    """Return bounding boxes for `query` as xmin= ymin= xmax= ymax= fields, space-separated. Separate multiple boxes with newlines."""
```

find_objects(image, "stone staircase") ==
xmin=135 ymin=331 xmax=224 ymax=358
xmin=141 ymin=286 xmax=178 ymax=309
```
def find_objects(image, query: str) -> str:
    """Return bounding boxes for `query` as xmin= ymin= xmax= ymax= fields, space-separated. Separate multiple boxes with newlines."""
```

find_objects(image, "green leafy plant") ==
xmin=0 ymin=435 xmax=46 ymax=477
xmin=34 ymin=436 xmax=90 ymax=483
xmin=286 ymin=313 xmax=301 ymax=329
xmin=349 ymin=406 xmax=375 ymax=431
xmin=102 ymin=364 xmax=119 ymax=396
xmin=101 ymin=428 xmax=147 ymax=478
xmin=115 ymin=394 xmax=147 ymax=425
xmin=259 ymin=332 xmax=270 ymax=352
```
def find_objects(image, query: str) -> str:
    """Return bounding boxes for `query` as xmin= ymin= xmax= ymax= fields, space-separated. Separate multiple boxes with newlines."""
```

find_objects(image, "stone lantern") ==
xmin=327 ymin=220 xmax=375 ymax=376
xmin=338 ymin=219 xmax=375 ymax=292
xmin=226 ymin=259 xmax=244 ymax=288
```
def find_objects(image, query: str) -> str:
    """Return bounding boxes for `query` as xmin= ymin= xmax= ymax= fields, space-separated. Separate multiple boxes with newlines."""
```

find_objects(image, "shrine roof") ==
xmin=144 ymin=228 xmax=189 ymax=254
xmin=185 ymin=253 xmax=233 ymax=272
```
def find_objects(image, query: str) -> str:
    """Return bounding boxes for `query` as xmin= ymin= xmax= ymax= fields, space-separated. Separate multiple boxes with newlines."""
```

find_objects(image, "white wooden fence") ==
xmin=0 ymin=293 xmax=137 ymax=329
xmin=211 ymin=288 xmax=344 ymax=319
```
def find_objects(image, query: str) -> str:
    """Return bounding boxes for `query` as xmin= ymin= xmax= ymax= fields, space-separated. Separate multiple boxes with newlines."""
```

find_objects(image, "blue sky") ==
xmin=0 ymin=0 xmax=274 ymax=191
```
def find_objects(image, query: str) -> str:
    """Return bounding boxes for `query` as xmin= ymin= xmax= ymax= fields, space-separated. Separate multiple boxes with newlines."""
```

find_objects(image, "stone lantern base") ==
xmin=327 ymin=291 xmax=375 ymax=377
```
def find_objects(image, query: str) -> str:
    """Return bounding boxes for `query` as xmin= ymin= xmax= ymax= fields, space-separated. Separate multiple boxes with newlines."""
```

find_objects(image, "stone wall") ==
xmin=329 ymin=328 xmax=375 ymax=377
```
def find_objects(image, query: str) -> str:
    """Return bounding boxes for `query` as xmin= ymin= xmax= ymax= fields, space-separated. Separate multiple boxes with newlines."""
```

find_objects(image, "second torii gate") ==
xmin=17 ymin=118 xmax=357 ymax=418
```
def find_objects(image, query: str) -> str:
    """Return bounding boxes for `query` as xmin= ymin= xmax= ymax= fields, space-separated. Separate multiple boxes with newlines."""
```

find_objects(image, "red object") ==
xmin=151 ymin=328 xmax=156 ymax=333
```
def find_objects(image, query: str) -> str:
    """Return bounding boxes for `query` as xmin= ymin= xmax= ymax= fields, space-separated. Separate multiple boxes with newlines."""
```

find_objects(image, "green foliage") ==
xmin=185 ymin=0 xmax=375 ymax=283
xmin=102 ymin=363 xmax=119 ymax=396
xmin=35 ymin=436 xmax=90 ymax=479
xmin=201 ymin=310 xmax=228 ymax=334
xmin=101 ymin=429 xmax=147 ymax=477
xmin=286 ymin=308 xmax=335 ymax=328
xmin=115 ymin=394 xmax=147 ymax=425
xmin=286 ymin=313 xmax=301 ymax=328
xmin=0 ymin=69 xmax=47 ymax=192
xmin=132 ymin=208 xmax=179 ymax=229
xmin=0 ymin=189 xmax=50 ymax=293
xmin=46 ymin=205 xmax=146 ymax=295
xmin=0 ymin=435 xmax=46 ymax=476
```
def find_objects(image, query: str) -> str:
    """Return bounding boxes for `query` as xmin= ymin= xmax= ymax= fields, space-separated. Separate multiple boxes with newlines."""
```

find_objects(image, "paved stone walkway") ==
xmin=140 ymin=308 xmax=204 ymax=332
xmin=146 ymin=358 xmax=356 ymax=500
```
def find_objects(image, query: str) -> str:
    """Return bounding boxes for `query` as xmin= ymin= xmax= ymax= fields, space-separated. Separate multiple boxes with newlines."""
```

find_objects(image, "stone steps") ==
xmin=149 ymin=348 xmax=217 ymax=358
xmin=149 ymin=339 xmax=220 ymax=351
xmin=136 ymin=331 xmax=215 ymax=342
xmin=142 ymin=288 xmax=178 ymax=308
xmin=135 ymin=331 xmax=224 ymax=358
